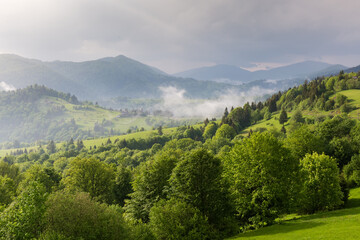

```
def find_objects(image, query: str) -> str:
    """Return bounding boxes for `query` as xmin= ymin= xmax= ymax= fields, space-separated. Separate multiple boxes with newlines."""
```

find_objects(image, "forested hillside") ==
xmin=1 ymin=71 xmax=360 ymax=239
xmin=0 ymin=85 xmax=196 ymax=146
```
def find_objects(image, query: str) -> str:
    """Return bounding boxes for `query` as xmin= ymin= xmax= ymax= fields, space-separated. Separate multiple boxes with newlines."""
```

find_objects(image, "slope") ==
xmin=0 ymin=85 xmax=198 ymax=145
xmin=228 ymin=187 xmax=360 ymax=240
xmin=175 ymin=61 xmax=346 ymax=83
xmin=0 ymin=54 xmax=238 ymax=101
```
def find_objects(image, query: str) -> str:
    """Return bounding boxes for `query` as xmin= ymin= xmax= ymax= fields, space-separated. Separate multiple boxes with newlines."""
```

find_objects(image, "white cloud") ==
xmin=0 ymin=82 xmax=16 ymax=91
xmin=0 ymin=0 xmax=359 ymax=72
xmin=157 ymin=86 xmax=273 ymax=118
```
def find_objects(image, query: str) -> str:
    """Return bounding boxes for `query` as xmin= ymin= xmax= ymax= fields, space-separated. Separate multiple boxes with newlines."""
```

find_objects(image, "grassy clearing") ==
xmin=228 ymin=188 xmax=360 ymax=240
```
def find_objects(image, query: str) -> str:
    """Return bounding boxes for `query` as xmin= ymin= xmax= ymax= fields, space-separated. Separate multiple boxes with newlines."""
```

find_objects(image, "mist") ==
xmin=157 ymin=86 xmax=274 ymax=118
xmin=0 ymin=82 xmax=16 ymax=91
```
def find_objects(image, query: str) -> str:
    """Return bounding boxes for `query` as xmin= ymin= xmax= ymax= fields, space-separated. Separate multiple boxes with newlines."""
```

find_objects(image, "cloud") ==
xmin=0 ymin=82 xmax=16 ymax=91
xmin=0 ymin=0 xmax=360 ymax=72
xmin=157 ymin=86 xmax=273 ymax=118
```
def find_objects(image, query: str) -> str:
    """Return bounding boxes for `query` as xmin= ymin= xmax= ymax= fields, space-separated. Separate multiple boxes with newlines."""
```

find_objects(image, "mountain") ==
xmin=345 ymin=64 xmax=360 ymax=73
xmin=0 ymin=54 xmax=235 ymax=101
xmin=174 ymin=64 xmax=252 ymax=83
xmin=175 ymin=61 xmax=346 ymax=82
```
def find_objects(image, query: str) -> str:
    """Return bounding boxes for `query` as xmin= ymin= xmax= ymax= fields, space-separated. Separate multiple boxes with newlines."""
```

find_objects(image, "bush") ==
xmin=44 ymin=191 xmax=129 ymax=240
xmin=299 ymin=153 xmax=343 ymax=214
xmin=344 ymin=155 xmax=360 ymax=187
xmin=149 ymin=199 xmax=212 ymax=240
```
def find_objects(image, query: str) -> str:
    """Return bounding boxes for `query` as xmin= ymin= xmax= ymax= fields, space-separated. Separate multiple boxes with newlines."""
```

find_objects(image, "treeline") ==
xmin=1 ymin=113 xmax=359 ymax=239
xmin=1 ymin=72 xmax=360 ymax=239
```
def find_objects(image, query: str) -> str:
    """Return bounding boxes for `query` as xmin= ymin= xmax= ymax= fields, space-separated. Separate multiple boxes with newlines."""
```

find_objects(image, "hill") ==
xmin=175 ymin=61 xmax=347 ymax=82
xmin=0 ymin=85 xmax=199 ymax=145
xmin=0 ymin=54 xmax=239 ymax=101
xmin=174 ymin=64 xmax=252 ymax=83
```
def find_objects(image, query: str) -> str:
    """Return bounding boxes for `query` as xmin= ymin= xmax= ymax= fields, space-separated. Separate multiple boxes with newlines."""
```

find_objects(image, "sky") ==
xmin=0 ymin=0 xmax=360 ymax=73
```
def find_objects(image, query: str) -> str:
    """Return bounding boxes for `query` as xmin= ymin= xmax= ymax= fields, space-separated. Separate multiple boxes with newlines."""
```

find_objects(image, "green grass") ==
xmin=241 ymin=89 xmax=360 ymax=136
xmin=228 ymin=187 xmax=360 ymax=240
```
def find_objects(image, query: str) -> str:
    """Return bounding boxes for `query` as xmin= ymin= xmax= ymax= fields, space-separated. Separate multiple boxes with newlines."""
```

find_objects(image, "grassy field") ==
xmin=240 ymin=89 xmax=360 ymax=136
xmin=228 ymin=188 xmax=360 ymax=240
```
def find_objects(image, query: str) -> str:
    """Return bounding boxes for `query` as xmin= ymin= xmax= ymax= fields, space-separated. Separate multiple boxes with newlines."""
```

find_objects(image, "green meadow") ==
xmin=229 ymin=187 xmax=360 ymax=240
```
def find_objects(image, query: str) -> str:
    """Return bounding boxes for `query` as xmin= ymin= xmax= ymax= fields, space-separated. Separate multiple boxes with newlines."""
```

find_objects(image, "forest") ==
xmin=1 ymin=71 xmax=360 ymax=239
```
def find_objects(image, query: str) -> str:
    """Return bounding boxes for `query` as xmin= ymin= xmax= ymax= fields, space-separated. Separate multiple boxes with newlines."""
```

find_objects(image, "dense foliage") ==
xmin=1 ymin=71 xmax=360 ymax=239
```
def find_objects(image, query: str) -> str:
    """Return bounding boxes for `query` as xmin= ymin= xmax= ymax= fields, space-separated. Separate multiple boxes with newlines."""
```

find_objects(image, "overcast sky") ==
xmin=0 ymin=0 xmax=360 ymax=73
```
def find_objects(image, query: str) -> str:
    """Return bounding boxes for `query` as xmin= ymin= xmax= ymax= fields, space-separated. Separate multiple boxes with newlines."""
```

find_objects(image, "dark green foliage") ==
xmin=169 ymin=149 xmax=233 ymax=230
xmin=298 ymin=153 xmax=343 ymax=214
xmin=224 ymin=132 xmax=298 ymax=228
xmin=279 ymin=108 xmax=288 ymax=124
xmin=124 ymin=149 xmax=181 ymax=222
xmin=344 ymin=155 xmax=360 ymax=187
xmin=113 ymin=166 xmax=133 ymax=206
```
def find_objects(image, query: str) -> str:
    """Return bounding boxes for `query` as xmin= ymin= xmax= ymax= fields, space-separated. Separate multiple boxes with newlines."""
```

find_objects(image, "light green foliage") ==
xmin=224 ymin=132 xmax=298 ymax=228
xmin=229 ymin=187 xmax=360 ymax=240
xmin=284 ymin=125 xmax=326 ymax=160
xmin=203 ymin=122 xmax=218 ymax=139
xmin=213 ymin=124 xmax=236 ymax=140
xmin=0 ymin=176 xmax=16 ymax=206
xmin=0 ymin=181 xmax=48 ymax=239
xmin=149 ymin=199 xmax=211 ymax=240
xmin=19 ymin=165 xmax=61 ymax=193
xmin=62 ymin=158 xmax=115 ymax=203
xmin=264 ymin=110 xmax=271 ymax=120
xmin=44 ymin=191 xmax=129 ymax=240
xmin=290 ymin=109 xmax=304 ymax=123
xmin=299 ymin=153 xmax=343 ymax=214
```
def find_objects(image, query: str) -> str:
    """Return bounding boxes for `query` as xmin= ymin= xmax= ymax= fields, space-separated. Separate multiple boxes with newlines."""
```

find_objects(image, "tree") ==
xmin=157 ymin=126 xmax=163 ymax=135
xmin=46 ymin=140 xmax=56 ymax=154
xmin=213 ymin=124 xmax=236 ymax=140
xmin=169 ymin=148 xmax=232 ymax=229
xmin=19 ymin=165 xmax=61 ymax=193
xmin=279 ymin=108 xmax=288 ymax=124
xmin=202 ymin=122 xmax=218 ymax=140
xmin=0 ymin=181 xmax=48 ymax=240
xmin=343 ymin=154 xmax=360 ymax=187
xmin=284 ymin=125 xmax=326 ymax=160
xmin=223 ymin=132 xmax=298 ymax=228
xmin=291 ymin=109 xmax=304 ymax=123
xmin=149 ymin=199 xmax=211 ymax=240
xmin=113 ymin=166 xmax=133 ymax=206
xmin=298 ymin=153 xmax=343 ymax=214
xmin=44 ymin=191 xmax=129 ymax=240
xmin=62 ymin=158 xmax=115 ymax=203
xmin=124 ymin=149 xmax=181 ymax=222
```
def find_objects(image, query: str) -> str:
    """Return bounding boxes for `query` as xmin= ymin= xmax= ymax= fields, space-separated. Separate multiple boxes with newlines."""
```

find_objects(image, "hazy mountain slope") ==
xmin=174 ymin=61 xmax=341 ymax=82
xmin=175 ymin=64 xmax=252 ymax=82
xmin=0 ymin=54 xmax=82 ymax=95
xmin=345 ymin=64 xmax=360 ymax=73
xmin=0 ymin=54 xmax=236 ymax=100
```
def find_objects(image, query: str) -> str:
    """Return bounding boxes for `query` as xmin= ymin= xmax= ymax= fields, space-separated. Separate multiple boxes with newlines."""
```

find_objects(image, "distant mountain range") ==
xmin=0 ymin=54 xmax=233 ymax=100
xmin=0 ymin=54 xmax=356 ymax=105
xmin=174 ymin=61 xmax=348 ymax=82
